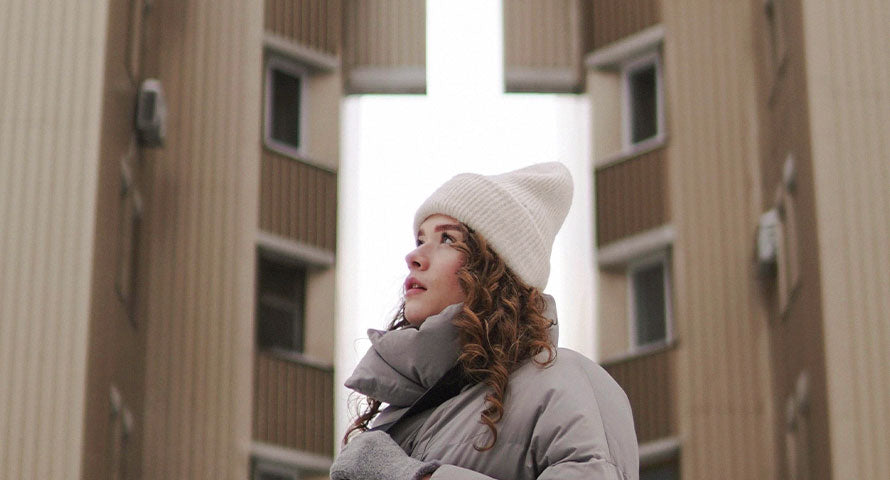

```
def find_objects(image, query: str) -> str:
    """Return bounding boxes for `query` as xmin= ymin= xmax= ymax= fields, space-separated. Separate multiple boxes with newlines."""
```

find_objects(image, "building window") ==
xmin=629 ymin=253 xmax=672 ymax=349
xmin=264 ymin=56 xmax=307 ymax=159
xmin=641 ymin=457 xmax=680 ymax=480
xmin=256 ymin=255 xmax=306 ymax=353
xmin=622 ymin=52 xmax=664 ymax=149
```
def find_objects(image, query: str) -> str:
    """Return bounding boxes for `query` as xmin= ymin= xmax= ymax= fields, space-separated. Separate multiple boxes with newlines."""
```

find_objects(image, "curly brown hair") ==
xmin=344 ymin=224 xmax=556 ymax=450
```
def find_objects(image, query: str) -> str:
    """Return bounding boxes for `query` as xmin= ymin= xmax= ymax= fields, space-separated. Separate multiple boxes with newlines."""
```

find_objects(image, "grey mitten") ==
xmin=330 ymin=431 xmax=440 ymax=480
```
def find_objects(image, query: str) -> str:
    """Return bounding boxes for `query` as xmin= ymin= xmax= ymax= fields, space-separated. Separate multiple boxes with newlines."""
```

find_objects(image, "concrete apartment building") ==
xmin=2 ymin=0 xmax=888 ymax=479
xmin=0 ymin=0 xmax=424 ymax=478
xmin=584 ymin=0 xmax=890 ymax=479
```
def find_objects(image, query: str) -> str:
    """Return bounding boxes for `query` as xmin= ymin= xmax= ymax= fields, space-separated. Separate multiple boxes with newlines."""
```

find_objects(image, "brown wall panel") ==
xmin=751 ymin=0 xmax=831 ymax=478
xmin=260 ymin=150 xmax=338 ymax=252
xmin=503 ymin=0 xmax=585 ymax=92
xmin=591 ymin=0 xmax=661 ymax=50
xmin=253 ymin=351 xmax=335 ymax=456
xmin=595 ymin=147 xmax=669 ymax=246
xmin=342 ymin=0 xmax=426 ymax=93
xmin=265 ymin=0 xmax=341 ymax=55
xmin=81 ymin=0 xmax=151 ymax=478
xmin=603 ymin=346 xmax=676 ymax=444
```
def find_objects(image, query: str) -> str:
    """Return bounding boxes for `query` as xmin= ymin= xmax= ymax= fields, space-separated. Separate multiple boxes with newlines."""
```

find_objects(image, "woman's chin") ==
xmin=403 ymin=307 xmax=423 ymax=326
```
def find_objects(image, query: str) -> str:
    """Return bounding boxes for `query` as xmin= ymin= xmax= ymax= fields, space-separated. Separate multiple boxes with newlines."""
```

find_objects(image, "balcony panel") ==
xmin=591 ymin=0 xmax=661 ymax=51
xmin=265 ymin=0 xmax=341 ymax=56
xmin=595 ymin=147 xmax=668 ymax=246
xmin=260 ymin=150 xmax=338 ymax=252
xmin=342 ymin=0 xmax=426 ymax=93
xmin=602 ymin=345 xmax=676 ymax=444
xmin=503 ymin=0 xmax=585 ymax=92
xmin=253 ymin=351 xmax=335 ymax=456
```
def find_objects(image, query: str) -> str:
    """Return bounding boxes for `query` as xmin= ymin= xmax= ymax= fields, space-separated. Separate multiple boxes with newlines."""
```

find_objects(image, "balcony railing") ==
xmin=503 ymin=0 xmax=586 ymax=93
xmin=265 ymin=0 xmax=341 ymax=56
xmin=253 ymin=350 xmax=335 ymax=457
xmin=595 ymin=145 xmax=669 ymax=246
xmin=601 ymin=344 xmax=676 ymax=444
xmin=590 ymin=0 xmax=662 ymax=51
xmin=259 ymin=150 xmax=338 ymax=252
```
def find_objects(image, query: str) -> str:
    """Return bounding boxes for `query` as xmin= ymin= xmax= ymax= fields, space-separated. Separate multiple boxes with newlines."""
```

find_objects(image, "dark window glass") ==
xmin=256 ymin=256 xmax=305 ymax=352
xmin=270 ymin=68 xmax=302 ymax=149
xmin=633 ymin=261 xmax=667 ymax=346
xmin=258 ymin=473 xmax=294 ymax=480
xmin=641 ymin=458 xmax=679 ymax=480
xmin=629 ymin=63 xmax=658 ymax=144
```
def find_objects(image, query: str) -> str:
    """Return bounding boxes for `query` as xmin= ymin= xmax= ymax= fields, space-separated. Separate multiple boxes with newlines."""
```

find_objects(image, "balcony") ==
xmin=342 ymin=0 xmax=427 ymax=94
xmin=595 ymin=145 xmax=669 ymax=246
xmin=590 ymin=0 xmax=662 ymax=51
xmin=253 ymin=350 xmax=335 ymax=457
xmin=259 ymin=150 xmax=338 ymax=253
xmin=601 ymin=344 xmax=676 ymax=444
xmin=265 ymin=0 xmax=341 ymax=56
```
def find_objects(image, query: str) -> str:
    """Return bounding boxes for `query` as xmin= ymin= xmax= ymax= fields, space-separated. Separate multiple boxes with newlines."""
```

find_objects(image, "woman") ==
xmin=331 ymin=163 xmax=638 ymax=480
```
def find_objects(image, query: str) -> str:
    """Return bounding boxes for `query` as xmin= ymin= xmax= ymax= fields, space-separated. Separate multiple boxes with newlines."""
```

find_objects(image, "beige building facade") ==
xmin=3 ymin=1 xmax=887 ymax=479
xmin=585 ymin=0 xmax=890 ymax=479
xmin=0 ymin=0 xmax=426 ymax=479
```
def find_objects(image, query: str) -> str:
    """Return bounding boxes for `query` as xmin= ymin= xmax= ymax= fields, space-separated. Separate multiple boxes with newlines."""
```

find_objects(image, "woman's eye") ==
xmin=415 ymin=238 xmax=424 ymax=247
xmin=442 ymin=233 xmax=455 ymax=244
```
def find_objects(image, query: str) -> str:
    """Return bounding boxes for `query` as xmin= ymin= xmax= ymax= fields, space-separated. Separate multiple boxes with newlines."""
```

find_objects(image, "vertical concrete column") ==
xmin=140 ymin=0 xmax=262 ymax=478
xmin=0 ymin=1 xmax=110 ymax=478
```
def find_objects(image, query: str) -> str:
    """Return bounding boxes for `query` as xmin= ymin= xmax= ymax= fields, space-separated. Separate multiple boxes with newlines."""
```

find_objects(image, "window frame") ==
xmin=640 ymin=455 xmax=680 ymax=480
xmin=263 ymin=55 xmax=309 ymax=160
xmin=627 ymin=250 xmax=673 ymax=352
xmin=620 ymin=50 xmax=665 ymax=153
xmin=255 ymin=252 xmax=308 ymax=355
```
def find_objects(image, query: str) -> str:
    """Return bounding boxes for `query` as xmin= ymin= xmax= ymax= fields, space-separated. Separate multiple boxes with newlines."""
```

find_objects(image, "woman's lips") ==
xmin=405 ymin=277 xmax=426 ymax=296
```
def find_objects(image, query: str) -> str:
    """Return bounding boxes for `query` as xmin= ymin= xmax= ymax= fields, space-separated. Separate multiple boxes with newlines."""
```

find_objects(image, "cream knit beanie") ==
xmin=413 ymin=162 xmax=573 ymax=290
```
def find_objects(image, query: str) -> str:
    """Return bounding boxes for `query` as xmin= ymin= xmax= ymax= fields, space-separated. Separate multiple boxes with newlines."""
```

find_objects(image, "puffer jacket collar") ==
xmin=344 ymin=296 xmax=559 ymax=409
xmin=345 ymin=303 xmax=464 ymax=407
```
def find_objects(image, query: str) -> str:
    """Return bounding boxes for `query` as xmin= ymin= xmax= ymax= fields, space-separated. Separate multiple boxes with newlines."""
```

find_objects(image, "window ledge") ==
xmin=599 ymin=339 xmax=677 ymax=367
xmin=504 ymin=66 xmax=583 ymax=93
xmin=263 ymin=145 xmax=338 ymax=175
xmin=251 ymin=440 xmax=333 ymax=473
xmin=595 ymin=133 xmax=668 ymax=170
xmin=263 ymin=138 xmax=308 ymax=165
xmin=639 ymin=436 xmax=681 ymax=467
xmin=597 ymin=225 xmax=675 ymax=269
xmin=586 ymin=24 xmax=665 ymax=71
xmin=346 ymin=66 xmax=427 ymax=95
xmin=263 ymin=32 xmax=339 ymax=72
xmin=257 ymin=231 xmax=335 ymax=267
xmin=259 ymin=348 xmax=334 ymax=372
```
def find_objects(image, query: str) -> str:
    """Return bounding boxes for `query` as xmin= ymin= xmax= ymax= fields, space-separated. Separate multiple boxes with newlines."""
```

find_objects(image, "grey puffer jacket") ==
xmin=344 ymin=297 xmax=638 ymax=480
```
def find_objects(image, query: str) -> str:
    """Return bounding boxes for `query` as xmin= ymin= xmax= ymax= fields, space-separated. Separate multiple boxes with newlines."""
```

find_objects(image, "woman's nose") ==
xmin=405 ymin=247 xmax=427 ymax=270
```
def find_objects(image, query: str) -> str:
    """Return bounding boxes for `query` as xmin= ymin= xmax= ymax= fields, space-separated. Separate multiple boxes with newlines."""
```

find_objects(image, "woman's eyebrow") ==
xmin=416 ymin=224 xmax=461 ymax=238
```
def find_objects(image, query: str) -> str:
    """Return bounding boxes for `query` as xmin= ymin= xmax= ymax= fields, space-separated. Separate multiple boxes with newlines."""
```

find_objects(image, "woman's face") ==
xmin=403 ymin=214 xmax=467 ymax=326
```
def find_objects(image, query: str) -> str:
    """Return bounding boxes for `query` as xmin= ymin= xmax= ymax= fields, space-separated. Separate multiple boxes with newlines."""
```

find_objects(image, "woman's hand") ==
xmin=330 ymin=431 xmax=440 ymax=480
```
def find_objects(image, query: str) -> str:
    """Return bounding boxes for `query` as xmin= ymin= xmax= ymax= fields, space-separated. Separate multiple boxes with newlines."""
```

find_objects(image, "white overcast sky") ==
xmin=335 ymin=0 xmax=596 ymax=436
